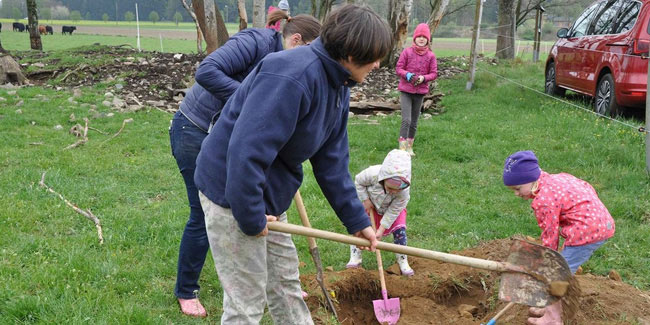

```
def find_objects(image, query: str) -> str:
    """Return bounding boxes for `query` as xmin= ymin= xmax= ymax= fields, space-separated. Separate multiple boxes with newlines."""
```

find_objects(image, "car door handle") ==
xmin=605 ymin=43 xmax=627 ymax=47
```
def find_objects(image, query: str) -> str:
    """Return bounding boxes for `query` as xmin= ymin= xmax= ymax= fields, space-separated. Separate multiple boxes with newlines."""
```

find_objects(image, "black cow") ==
xmin=62 ymin=25 xmax=76 ymax=35
xmin=46 ymin=25 xmax=53 ymax=35
xmin=0 ymin=22 xmax=2 ymax=33
xmin=13 ymin=22 xmax=26 ymax=32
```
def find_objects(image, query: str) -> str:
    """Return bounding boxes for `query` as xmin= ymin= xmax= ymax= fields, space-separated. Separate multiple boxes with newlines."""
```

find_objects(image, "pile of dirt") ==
xmin=17 ymin=45 xmax=204 ymax=113
xmin=13 ymin=46 xmax=472 ymax=115
xmin=301 ymin=237 xmax=650 ymax=324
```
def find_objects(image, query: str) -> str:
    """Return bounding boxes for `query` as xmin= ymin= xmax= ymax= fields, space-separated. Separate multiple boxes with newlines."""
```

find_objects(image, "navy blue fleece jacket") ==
xmin=179 ymin=28 xmax=283 ymax=131
xmin=194 ymin=38 xmax=370 ymax=236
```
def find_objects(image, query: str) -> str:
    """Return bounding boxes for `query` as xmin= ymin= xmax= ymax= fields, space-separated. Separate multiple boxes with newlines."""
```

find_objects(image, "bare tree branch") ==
xmin=39 ymin=172 xmax=104 ymax=245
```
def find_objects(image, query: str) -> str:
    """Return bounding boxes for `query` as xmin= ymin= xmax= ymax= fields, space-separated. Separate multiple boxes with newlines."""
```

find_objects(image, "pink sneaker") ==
xmin=178 ymin=298 xmax=207 ymax=318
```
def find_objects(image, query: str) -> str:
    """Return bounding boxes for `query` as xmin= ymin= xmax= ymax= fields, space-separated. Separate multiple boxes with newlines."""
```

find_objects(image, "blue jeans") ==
xmin=169 ymin=111 xmax=209 ymax=299
xmin=561 ymin=239 xmax=607 ymax=274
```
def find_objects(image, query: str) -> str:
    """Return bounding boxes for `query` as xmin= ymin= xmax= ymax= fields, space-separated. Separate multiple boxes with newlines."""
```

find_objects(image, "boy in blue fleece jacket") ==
xmin=169 ymin=12 xmax=321 ymax=318
xmin=194 ymin=4 xmax=392 ymax=324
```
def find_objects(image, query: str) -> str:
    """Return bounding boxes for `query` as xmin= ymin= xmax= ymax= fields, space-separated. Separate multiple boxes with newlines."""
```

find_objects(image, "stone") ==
xmin=7 ymin=90 xmax=16 ymax=95
xmin=15 ymin=109 xmax=22 ymax=114
xmin=54 ymin=125 xmax=63 ymax=130
xmin=115 ymin=84 xmax=124 ymax=91
xmin=33 ymin=62 xmax=45 ymax=68
xmin=609 ymin=269 xmax=622 ymax=281
xmin=104 ymin=92 xmax=114 ymax=98
xmin=112 ymin=97 xmax=126 ymax=109
xmin=16 ymin=100 xmax=24 ymax=107
xmin=102 ymin=100 xmax=112 ymax=107
xmin=458 ymin=304 xmax=476 ymax=318
xmin=73 ymin=88 xmax=82 ymax=97
xmin=0 ymin=97 xmax=5 ymax=102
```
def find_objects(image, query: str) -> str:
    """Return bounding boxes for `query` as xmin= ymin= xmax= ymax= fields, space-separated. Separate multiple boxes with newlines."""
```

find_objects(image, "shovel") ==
xmin=266 ymin=222 xmax=572 ymax=308
xmin=369 ymin=216 xmax=400 ymax=325
xmin=293 ymin=191 xmax=338 ymax=320
xmin=481 ymin=302 xmax=515 ymax=325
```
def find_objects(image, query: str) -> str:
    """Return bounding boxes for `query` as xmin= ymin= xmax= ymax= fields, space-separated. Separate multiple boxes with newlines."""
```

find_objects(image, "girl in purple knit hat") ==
xmin=395 ymin=23 xmax=438 ymax=156
xmin=502 ymin=150 xmax=615 ymax=325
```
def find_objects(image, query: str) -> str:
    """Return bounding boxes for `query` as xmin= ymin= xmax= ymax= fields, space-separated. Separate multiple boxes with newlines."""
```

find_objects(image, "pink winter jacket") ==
xmin=395 ymin=47 xmax=438 ymax=94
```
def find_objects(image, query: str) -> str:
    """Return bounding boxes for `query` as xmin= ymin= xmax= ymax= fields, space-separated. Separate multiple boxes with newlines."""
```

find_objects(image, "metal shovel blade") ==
xmin=498 ymin=240 xmax=572 ymax=307
xmin=373 ymin=290 xmax=400 ymax=325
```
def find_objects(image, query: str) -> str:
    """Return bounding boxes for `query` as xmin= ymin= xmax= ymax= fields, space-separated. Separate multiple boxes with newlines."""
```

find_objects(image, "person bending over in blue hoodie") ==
xmin=169 ymin=11 xmax=321 ymax=318
xmin=193 ymin=4 xmax=392 ymax=324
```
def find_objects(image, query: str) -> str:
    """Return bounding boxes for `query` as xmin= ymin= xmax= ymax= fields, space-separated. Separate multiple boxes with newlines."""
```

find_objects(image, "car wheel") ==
xmin=545 ymin=62 xmax=565 ymax=96
xmin=594 ymin=73 xmax=620 ymax=117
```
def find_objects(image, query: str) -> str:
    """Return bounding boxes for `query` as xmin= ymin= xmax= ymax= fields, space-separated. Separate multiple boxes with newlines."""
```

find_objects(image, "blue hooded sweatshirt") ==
xmin=194 ymin=37 xmax=370 ymax=236
xmin=179 ymin=28 xmax=284 ymax=131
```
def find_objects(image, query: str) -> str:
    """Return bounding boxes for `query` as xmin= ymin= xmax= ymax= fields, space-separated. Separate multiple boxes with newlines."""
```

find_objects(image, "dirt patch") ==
xmin=301 ymin=237 xmax=650 ymax=324
xmin=13 ymin=46 xmax=474 ymax=115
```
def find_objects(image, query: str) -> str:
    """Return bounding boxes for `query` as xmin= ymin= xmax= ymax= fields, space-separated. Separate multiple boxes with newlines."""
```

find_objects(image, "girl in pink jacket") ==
xmin=503 ymin=150 xmax=615 ymax=325
xmin=395 ymin=23 xmax=437 ymax=156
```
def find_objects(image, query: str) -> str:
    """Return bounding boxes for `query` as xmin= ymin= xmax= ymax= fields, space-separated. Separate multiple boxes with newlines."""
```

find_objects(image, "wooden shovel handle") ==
xmin=294 ymin=190 xmax=317 ymax=250
xmin=267 ymin=222 xmax=512 ymax=273
xmin=369 ymin=216 xmax=388 ymax=295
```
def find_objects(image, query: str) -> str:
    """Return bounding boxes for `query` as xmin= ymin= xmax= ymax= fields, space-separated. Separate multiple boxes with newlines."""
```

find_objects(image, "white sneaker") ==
xmin=346 ymin=245 xmax=362 ymax=268
xmin=396 ymin=254 xmax=414 ymax=276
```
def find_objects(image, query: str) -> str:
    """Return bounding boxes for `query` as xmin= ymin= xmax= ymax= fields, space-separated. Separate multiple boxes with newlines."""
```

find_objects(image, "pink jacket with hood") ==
xmin=395 ymin=23 xmax=438 ymax=94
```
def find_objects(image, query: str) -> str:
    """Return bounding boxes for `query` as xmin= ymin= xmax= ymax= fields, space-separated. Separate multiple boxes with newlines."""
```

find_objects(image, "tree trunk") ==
xmin=496 ymin=0 xmax=516 ymax=59
xmin=318 ymin=0 xmax=334 ymax=22
xmin=238 ymin=0 xmax=248 ymax=31
xmin=214 ymin=5 xmax=230 ymax=48
xmin=0 ymin=39 xmax=5 ymax=53
xmin=382 ymin=0 xmax=412 ymax=67
xmin=198 ymin=0 xmax=221 ymax=53
xmin=427 ymin=0 xmax=450 ymax=35
xmin=0 ymin=54 xmax=27 ymax=85
xmin=181 ymin=0 xmax=203 ymax=54
xmin=252 ymin=0 xmax=265 ymax=28
xmin=26 ymin=0 xmax=42 ymax=51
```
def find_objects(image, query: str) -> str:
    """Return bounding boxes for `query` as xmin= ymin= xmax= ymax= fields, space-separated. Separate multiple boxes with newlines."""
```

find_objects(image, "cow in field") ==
xmin=13 ymin=22 xmax=26 ymax=32
xmin=38 ymin=25 xmax=46 ymax=35
xmin=0 ymin=22 xmax=2 ymax=33
xmin=46 ymin=25 xmax=53 ymax=35
xmin=62 ymin=25 xmax=76 ymax=35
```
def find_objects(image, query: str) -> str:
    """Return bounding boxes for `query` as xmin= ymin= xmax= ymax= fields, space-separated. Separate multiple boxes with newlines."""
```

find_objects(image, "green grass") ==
xmin=0 ymin=48 xmax=648 ymax=323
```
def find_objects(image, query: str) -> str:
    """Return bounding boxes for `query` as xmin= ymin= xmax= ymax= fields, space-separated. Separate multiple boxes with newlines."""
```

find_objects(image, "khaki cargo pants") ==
xmin=199 ymin=192 xmax=313 ymax=325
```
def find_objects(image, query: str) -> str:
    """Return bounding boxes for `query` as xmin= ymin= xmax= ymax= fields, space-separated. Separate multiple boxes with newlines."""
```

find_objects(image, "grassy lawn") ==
xmin=0 ymin=48 xmax=648 ymax=323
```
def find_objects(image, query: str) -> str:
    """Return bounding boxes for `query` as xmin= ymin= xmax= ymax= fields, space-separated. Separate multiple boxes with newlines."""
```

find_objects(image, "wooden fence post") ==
xmin=466 ymin=0 xmax=484 ymax=90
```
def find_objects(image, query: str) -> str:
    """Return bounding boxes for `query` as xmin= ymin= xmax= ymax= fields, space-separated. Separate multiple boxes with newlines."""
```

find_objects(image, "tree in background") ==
xmin=26 ymin=0 xmax=43 ymax=51
xmin=85 ymin=12 xmax=91 ymax=20
xmin=237 ymin=0 xmax=247 ymax=31
xmin=12 ymin=7 xmax=23 ymax=21
xmin=41 ymin=7 xmax=52 ymax=22
xmin=124 ymin=11 xmax=135 ymax=22
xmin=51 ymin=6 xmax=70 ymax=20
xmin=173 ymin=11 xmax=183 ymax=26
xmin=496 ymin=0 xmax=516 ymax=59
xmin=102 ymin=13 xmax=110 ymax=23
xmin=181 ymin=0 xmax=204 ymax=53
xmin=149 ymin=11 xmax=160 ymax=24
xmin=383 ymin=0 xmax=412 ymax=67
xmin=252 ymin=0 xmax=264 ymax=28
xmin=70 ymin=10 xmax=81 ymax=22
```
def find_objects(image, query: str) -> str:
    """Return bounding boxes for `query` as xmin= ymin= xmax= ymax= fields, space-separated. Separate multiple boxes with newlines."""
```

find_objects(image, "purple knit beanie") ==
xmin=503 ymin=151 xmax=541 ymax=186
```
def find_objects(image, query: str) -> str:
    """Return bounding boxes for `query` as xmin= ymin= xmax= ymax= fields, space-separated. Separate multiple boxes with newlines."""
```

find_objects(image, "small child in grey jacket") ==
xmin=346 ymin=149 xmax=414 ymax=276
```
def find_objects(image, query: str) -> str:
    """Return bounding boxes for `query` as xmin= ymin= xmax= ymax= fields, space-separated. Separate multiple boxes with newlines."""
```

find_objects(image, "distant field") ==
xmin=1 ymin=19 xmax=554 ymax=60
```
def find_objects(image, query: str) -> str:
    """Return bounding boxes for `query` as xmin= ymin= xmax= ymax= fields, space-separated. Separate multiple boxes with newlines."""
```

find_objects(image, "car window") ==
xmin=612 ymin=0 xmax=640 ymax=33
xmin=592 ymin=0 xmax=623 ymax=35
xmin=571 ymin=1 xmax=604 ymax=37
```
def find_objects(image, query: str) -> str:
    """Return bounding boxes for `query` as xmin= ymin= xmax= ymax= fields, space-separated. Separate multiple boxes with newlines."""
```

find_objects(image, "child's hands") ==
xmin=414 ymin=75 xmax=425 ymax=85
xmin=405 ymin=72 xmax=414 ymax=82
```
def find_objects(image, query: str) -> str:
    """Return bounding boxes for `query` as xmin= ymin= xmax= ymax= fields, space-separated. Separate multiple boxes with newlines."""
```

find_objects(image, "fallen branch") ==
xmin=39 ymin=172 xmax=104 ymax=245
xmin=63 ymin=118 xmax=89 ymax=150
xmin=100 ymin=118 xmax=133 ymax=146
xmin=88 ymin=126 xmax=108 ymax=135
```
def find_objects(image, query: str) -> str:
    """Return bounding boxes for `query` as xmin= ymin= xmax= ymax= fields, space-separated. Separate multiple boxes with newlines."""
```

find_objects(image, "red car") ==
xmin=545 ymin=0 xmax=650 ymax=116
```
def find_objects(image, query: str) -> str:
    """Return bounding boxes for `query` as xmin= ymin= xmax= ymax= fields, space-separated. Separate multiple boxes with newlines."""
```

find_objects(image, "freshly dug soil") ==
xmin=301 ymin=237 xmax=650 ymax=324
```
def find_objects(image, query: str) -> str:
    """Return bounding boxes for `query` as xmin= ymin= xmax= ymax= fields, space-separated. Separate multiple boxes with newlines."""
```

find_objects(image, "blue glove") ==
xmin=406 ymin=72 xmax=414 ymax=82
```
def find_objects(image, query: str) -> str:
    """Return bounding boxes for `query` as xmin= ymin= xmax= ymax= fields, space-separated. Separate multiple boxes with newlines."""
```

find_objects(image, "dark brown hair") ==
xmin=321 ymin=4 xmax=392 ymax=65
xmin=267 ymin=11 xmax=321 ymax=43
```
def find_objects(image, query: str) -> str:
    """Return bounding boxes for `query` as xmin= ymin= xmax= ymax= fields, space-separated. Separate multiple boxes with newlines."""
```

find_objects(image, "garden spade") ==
xmin=369 ymin=217 xmax=400 ymax=325
xmin=293 ymin=191 xmax=338 ymax=320
xmin=266 ymin=222 xmax=572 ymax=308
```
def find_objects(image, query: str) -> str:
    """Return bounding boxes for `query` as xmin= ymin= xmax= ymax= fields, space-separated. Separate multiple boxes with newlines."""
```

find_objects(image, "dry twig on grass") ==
xmin=39 ymin=172 xmax=104 ymax=245
xmin=63 ymin=118 xmax=89 ymax=150
xmin=88 ymin=126 xmax=108 ymax=135
xmin=100 ymin=118 xmax=133 ymax=146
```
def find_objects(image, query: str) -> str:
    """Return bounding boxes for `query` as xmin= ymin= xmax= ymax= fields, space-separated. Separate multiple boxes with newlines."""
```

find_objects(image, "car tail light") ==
xmin=632 ymin=38 xmax=650 ymax=56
